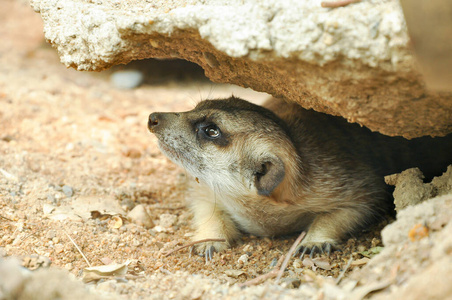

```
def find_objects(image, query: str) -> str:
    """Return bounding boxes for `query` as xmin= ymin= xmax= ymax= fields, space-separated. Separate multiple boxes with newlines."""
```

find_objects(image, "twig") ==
xmin=64 ymin=230 xmax=92 ymax=267
xmin=0 ymin=215 xmax=13 ymax=221
xmin=275 ymin=231 xmax=306 ymax=283
xmin=321 ymin=0 xmax=361 ymax=8
xmin=152 ymin=206 xmax=186 ymax=210
xmin=239 ymin=254 xmax=285 ymax=287
xmin=240 ymin=231 xmax=306 ymax=287
xmin=163 ymin=238 xmax=226 ymax=257
xmin=336 ymin=255 xmax=353 ymax=284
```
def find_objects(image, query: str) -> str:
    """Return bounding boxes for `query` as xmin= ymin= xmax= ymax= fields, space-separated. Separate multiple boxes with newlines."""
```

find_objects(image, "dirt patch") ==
xmin=1 ymin=1 xmax=451 ymax=299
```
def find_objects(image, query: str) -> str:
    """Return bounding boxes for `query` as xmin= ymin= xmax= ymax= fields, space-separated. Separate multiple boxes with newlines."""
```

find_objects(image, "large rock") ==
xmin=30 ymin=0 xmax=452 ymax=138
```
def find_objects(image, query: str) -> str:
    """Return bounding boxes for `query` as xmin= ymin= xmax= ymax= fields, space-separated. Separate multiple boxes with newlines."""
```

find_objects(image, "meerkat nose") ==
xmin=149 ymin=113 xmax=159 ymax=126
xmin=148 ymin=113 xmax=160 ymax=132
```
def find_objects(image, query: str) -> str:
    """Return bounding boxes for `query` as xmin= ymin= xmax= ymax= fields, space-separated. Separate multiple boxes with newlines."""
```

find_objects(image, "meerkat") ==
xmin=147 ymin=96 xmax=452 ymax=258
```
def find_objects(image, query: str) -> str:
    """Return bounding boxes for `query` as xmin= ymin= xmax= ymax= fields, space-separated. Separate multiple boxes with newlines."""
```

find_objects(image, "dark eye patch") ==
xmin=194 ymin=122 xmax=229 ymax=147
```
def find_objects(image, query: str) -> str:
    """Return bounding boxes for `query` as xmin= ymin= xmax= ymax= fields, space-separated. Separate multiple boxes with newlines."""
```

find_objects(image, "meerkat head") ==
xmin=148 ymin=97 xmax=299 ymax=198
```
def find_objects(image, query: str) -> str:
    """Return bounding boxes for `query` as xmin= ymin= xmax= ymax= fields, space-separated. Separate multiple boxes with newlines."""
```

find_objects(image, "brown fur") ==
xmin=148 ymin=96 xmax=452 ymax=254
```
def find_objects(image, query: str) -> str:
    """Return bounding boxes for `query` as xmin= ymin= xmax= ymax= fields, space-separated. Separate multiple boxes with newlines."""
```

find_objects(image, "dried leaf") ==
xmin=312 ymin=257 xmax=332 ymax=270
xmin=72 ymin=196 xmax=126 ymax=221
xmin=359 ymin=246 xmax=384 ymax=258
xmin=83 ymin=263 xmax=128 ymax=283
xmin=350 ymin=257 xmax=370 ymax=266
xmin=110 ymin=215 xmax=123 ymax=229
xmin=224 ymin=269 xmax=246 ymax=278
xmin=302 ymin=257 xmax=315 ymax=268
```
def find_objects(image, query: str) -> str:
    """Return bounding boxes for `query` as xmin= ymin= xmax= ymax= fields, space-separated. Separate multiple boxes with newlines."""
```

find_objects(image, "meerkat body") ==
xmin=148 ymin=97 xmax=452 ymax=256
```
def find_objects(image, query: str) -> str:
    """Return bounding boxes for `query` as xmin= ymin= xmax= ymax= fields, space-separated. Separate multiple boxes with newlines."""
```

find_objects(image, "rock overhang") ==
xmin=30 ymin=0 xmax=452 ymax=138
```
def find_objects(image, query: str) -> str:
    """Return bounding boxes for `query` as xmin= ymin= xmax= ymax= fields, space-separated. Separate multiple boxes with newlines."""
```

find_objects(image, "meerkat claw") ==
xmin=205 ymin=245 xmax=215 ymax=262
xmin=297 ymin=243 xmax=336 ymax=258
xmin=298 ymin=246 xmax=309 ymax=259
xmin=309 ymin=245 xmax=322 ymax=258
xmin=323 ymin=243 xmax=332 ymax=257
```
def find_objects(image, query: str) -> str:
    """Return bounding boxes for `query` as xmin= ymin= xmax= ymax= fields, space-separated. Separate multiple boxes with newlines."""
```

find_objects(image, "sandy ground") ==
xmin=2 ymin=1 xmax=451 ymax=300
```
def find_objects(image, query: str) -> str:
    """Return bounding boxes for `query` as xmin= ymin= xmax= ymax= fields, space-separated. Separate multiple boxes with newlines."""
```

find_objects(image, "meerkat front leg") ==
xmin=298 ymin=207 xmax=369 ymax=257
xmin=189 ymin=185 xmax=241 ymax=259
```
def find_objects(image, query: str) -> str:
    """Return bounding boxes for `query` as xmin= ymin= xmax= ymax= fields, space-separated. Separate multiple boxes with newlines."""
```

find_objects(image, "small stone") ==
xmin=292 ymin=259 xmax=302 ymax=269
xmin=357 ymin=245 xmax=366 ymax=252
xmin=62 ymin=185 xmax=73 ymax=197
xmin=54 ymin=244 xmax=64 ymax=254
xmin=46 ymin=230 xmax=56 ymax=239
xmin=238 ymin=254 xmax=249 ymax=264
xmin=65 ymin=263 xmax=73 ymax=271
xmin=47 ymin=193 xmax=56 ymax=204
xmin=120 ymin=198 xmax=135 ymax=211
xmin=43 ymin=204 xmax=56 ymax=215
xmin=127 ymin=204 xmax=154 ymax=228
xmin=110 ymin=70 xmax=143 ymax=89
xmin=159 ymin=214 xmax=177 ymax=228
xmin=243 ymin=244 xmax=253 ymax=252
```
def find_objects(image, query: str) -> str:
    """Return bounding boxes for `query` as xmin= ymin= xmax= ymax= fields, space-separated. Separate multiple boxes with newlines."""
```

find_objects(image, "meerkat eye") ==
xmin=203 ymin=124 xmax=221 ymax=138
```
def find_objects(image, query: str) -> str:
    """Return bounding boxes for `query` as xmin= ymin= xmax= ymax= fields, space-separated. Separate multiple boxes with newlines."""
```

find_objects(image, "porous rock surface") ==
xmin=30 ymin=0 xmax=452 ymax=138
xmin=349 ymin=193 xmax=452 ymax=300
xmin=385 ymin=166 xmax=452 ymax=212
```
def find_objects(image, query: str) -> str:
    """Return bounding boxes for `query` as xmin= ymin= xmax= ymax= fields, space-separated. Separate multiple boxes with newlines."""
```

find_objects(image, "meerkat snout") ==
xmin=148 ymin=113 xmax=159 ymax=129
xmin=148 ymin=112 xmax=180 ymax=133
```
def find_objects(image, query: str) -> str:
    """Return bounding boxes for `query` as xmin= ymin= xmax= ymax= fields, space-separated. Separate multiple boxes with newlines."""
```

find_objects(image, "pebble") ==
xmin=120 ymin=198 xmax=135 ymax=211
xmin=292 ymin=259 xmax=302 ymax=269
xmin=159 ymin=214 xmax=177 ymax=228
xmin=42 ymin=204 xmax=56 ymax=215
xmin=46 ymin=230 xmax=56 ymax=240
xmin=127 ymin=204 xmax=154 ymax=228
xmin=243 ymin=244 xmax=253 ymax=252
xmin=47 ymin=193 xmax=56 ymax=204
xmin=110 ymin=70 xmax=144 ymax=89
xmin=62 ymin=185 xmax=73 ymax=197
xmin=237 ymin=254 xmax=249 ymax=264
xmin=65 ymin=263 xmax=73 ymax=271
xmin=54 ymin=244 xmax=64 ymax=254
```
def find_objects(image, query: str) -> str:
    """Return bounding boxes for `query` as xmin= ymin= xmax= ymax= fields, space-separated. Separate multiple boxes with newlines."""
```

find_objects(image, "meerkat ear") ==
xmin=254 ymin=157 xmax=285 ymax=196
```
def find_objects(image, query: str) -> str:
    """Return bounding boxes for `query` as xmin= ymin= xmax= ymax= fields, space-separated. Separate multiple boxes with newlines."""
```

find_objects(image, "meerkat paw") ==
xmin=193 ymin=239 xmax=229 ymax=262
xmin=296 ymin=241 xmax=338 ymax=258
xmin=296 ymin=228 xmax=340 ymax=258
